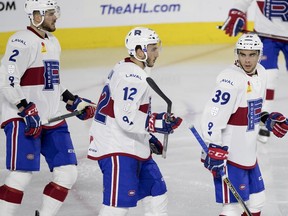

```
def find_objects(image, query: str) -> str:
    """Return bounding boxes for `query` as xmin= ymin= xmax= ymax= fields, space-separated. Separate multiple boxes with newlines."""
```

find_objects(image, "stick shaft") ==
xmin=41 ymin=110 xmax=83 ymax=125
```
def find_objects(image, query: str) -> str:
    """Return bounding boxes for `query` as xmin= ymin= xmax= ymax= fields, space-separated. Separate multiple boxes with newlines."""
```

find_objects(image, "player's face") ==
xmin=146 ymin=43 xmax=160 ymax=67
xmin=237 ymin=50 xmax=260 ymax=74
xmin=41 ymin=9 xmax=58 ymax=32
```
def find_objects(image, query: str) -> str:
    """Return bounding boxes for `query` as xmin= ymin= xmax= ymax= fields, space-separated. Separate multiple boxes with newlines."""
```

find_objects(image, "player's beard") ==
xmin=146 ymin=57 xmax=155 ymax=68
xmin=41 ymin=21 xmax=56 ymax=32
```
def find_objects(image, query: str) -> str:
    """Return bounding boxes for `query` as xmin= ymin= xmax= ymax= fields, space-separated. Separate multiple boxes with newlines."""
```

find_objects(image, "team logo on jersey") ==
xmin=247 ymin=98 xmax=263 ymax=131
xmin=258 ymin=0 xmax=288 ymax=21
xmin=41 ymin=42 xmax=47 ymax=53
xmin=247 ymin=81 xmax=252 ymax=93
xmin=43 ymin=60 xmax=60 ymax=90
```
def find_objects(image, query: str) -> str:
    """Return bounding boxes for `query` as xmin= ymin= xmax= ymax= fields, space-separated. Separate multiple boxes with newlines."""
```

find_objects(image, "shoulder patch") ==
xmin=210 ymin=106 xmax=219 ymax=116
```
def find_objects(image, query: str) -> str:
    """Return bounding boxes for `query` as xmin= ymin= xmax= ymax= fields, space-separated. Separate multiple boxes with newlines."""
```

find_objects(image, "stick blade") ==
xmin=146 ymin=77 xmax=172 ymax=111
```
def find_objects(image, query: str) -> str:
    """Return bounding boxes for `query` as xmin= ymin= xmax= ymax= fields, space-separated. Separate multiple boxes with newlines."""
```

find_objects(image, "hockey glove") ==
xmin=221 ymin=9 xmax=247 ymax=37
xmin=149 ymin=133 xmax=163 ymax=155
xmin=264 ymin=112 xmax=288 ymax=138
xmin=66 ymin=95 xmax=96 ymax=120
xmin=204 ymin=143 xmax=228 ymax=178
xmin=146 ymin=112 xmax=182 ymax=134
xmin=18 ymin=102 xmax=42 ymax=138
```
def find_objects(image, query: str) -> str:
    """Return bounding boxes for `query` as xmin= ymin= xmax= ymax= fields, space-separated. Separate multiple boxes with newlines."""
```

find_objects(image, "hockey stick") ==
xmin=146 ymin=77 xmax=172 ymax=159
xmin=41 ymin=110 xmax=83 ymax=125
xmin=188 ymin=125 xmax=252 ymax=216
xmin=217 ymin=25 xmax=288 ymax=41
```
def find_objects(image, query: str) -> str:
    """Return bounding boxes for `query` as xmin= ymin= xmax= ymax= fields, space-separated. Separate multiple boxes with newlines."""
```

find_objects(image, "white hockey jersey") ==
xmin=88 ymin=58 xmax=152 ymax=160
xmin=200 ymin=63 xmax=267 ymax=168
xmin=235 ymin=0 xmax=288 ymax=37
xmin=0 ymin=27 xmax=66 ymax=128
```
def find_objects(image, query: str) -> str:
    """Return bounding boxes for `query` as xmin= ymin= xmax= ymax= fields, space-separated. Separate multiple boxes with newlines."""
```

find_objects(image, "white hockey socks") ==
xmin=38 ymin=165 xmax=77 ymax=216
xmin=246 ymin=191 xmax=265 ymax=214
xmin=0 ymin=171 xmax=32 ymax=216
xmin=220 ymin=191 xmax=265 ymax=216
xmin=37 ymin=196 xmax=61 ymax=216
xmin=142 ymin=193 xmax=168 ymax=216
xmin=98 ymin=205 xmax=129 ymax=216
xmin=220 ymin=203 xmax=243 ymax=216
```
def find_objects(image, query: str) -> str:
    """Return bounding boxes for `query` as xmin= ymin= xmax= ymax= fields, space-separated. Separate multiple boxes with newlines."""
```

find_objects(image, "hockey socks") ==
xmin=38 ymin=182 xmax=69 ymax=216
xmin=0 ymin=185 xmax=24 ymax=216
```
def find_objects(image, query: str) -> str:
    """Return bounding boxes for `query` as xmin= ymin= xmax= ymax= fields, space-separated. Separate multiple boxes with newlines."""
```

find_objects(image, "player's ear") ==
xmin=135 ymin=46 xmax=145 ymax=60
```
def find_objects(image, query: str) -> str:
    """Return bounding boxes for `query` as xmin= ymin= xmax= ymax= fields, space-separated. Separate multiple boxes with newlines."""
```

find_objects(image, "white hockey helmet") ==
xmin=235 ymin=33 xmax=263 ymax=53
xmin=24 ymin=0 xmax=60 ymax=19
xmin=125 ymin=27 xmax=160 ymax=57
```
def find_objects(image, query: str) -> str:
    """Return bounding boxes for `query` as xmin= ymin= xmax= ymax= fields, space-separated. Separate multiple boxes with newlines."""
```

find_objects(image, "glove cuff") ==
xmin=148 ymin=113 xmax=156 ymax=132
xmin=229 ymin=8 xmax=246 ymax=17
xmin=62 ymin=90 xmax=76 ymax=103
xmin=16 ymin=99 xmax=29 ymax=109
xmin=18 ymin=102 xmax=37 ymax=117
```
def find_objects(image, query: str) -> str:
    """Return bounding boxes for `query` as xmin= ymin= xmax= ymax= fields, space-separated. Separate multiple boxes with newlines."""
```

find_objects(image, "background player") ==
xmin=220 ymin=0 xmax=288 ymax=143
xmin=200 ymin=33 xmax=288 ymax=215
xmin=0 ymin=0 xmax=96 ymax=215
xmin=87 ymin=27 xmax=182 ymax=215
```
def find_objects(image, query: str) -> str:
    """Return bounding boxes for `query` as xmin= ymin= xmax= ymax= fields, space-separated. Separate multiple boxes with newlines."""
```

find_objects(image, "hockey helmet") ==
xmin=125 ymin=27 xmax=161 ymax=57
xmin=24 ymin=0 xmax=60 ymax=19
xmin=235 ymin=33 xmax=263 ymax=52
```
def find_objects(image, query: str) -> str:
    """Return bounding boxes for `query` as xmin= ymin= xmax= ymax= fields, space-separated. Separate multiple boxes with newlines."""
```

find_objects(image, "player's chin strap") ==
xmin=31 ymin=16 xmax=45 ymax=28
xmin=30 ymin=17 xmax=50 ymax=37
xmin=31 ymin=16 xmax=51 ymax=35
xmin=134 ymin=52 xmax=148 ymax=64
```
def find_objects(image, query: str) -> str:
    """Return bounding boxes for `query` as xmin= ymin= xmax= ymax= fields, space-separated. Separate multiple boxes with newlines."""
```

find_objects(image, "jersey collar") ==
xmin=27 ymin=26 xmax=48 ymax=39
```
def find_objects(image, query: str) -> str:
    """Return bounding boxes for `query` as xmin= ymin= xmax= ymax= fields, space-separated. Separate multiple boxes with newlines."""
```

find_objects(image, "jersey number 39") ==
xmin=212 ymin=90 xmax=230 ymax=105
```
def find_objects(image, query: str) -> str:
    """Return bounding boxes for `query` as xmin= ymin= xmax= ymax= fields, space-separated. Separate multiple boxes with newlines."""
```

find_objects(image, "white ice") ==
xmin=1 ymin=44 xmax=288 ymax=215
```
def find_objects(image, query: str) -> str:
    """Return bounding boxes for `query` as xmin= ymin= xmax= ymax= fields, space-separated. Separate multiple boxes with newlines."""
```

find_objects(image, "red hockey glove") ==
xmin=204 ymin=144 xmax=228 ymax=178
xmin=18 ymin=102 xmax=42 ymax=138
xmin=66 ymin=95 xmax=96 ymax=120
xmin=221 ymin=9 xmax=247 ymax=37
xmin=146 ymin=112 xmax=182 ymax=134
xmin=264 ymin=112 xmax=288 ymax=138
xmin=149 ymin=133 xmax=163 ymax=155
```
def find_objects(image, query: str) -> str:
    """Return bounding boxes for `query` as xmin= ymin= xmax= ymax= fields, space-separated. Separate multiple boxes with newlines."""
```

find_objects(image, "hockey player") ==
xmin=221 ymin=0 xmax=288 ymax=143
xmin=200 ymin=33 xmax=288 ymax=215
xmin=0 ymin=0 xmax=96 ymax=215
xmin=87 ymin=27 xmax=182 ymax=216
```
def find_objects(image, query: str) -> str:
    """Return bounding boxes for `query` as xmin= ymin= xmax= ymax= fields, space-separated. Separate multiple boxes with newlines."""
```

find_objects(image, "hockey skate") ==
xmin=257 ymin=127 xmax=270 ymax=143
xmin=35 ymin=210 xmax=40 ymax=216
